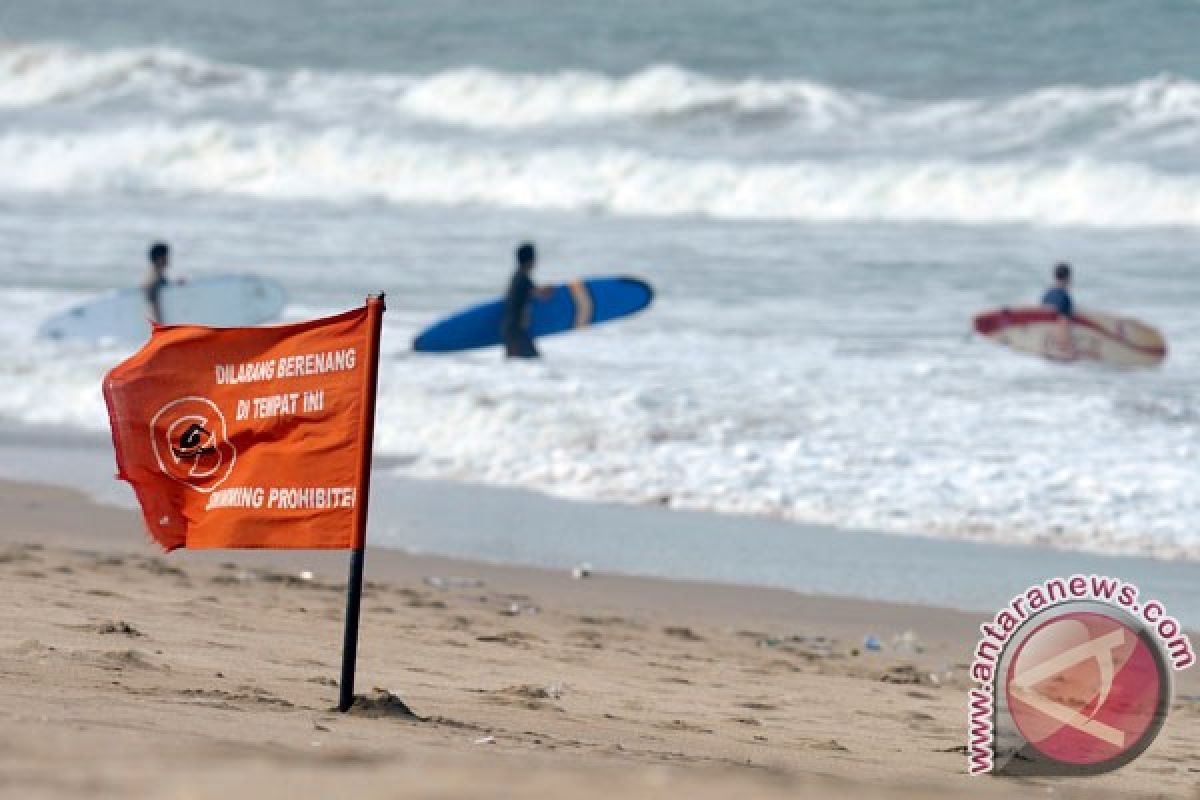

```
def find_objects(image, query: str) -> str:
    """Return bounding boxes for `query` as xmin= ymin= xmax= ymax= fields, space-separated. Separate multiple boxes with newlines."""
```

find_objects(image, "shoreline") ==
xmin=0 ymin=477 xmax=984 ymax=642
xmin=3 ymin=474 xmax=1197 ymax=673
xmin=2 ymin=426 xmax=1200 ymax=620
xmin=1 ymin=477 xmax=1198 ymax=798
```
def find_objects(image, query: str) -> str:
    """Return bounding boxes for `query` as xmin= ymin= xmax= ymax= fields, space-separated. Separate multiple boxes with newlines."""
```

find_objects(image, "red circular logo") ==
xmin=150 ymin=396 xmax=236 ymax=493
xmin=1005 ymin=611 xmax=1167 ymax=768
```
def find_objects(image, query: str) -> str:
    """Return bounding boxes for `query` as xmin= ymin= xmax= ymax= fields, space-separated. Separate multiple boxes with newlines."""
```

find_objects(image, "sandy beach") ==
xmin=1 ymin=478 xmax=1196 ymax=799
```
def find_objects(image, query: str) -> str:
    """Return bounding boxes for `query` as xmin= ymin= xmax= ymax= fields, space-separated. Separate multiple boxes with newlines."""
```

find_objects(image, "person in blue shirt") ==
xmin=501 ymin=242 xmax=552 ymax=359
xmin=1042 ymin=262 xmax=1074 ymax=317
xmin=1041 ymin=262 xmax=1075 ymax=355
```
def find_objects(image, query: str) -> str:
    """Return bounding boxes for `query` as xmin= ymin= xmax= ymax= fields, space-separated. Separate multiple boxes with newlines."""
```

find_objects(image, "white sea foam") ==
xmin=2 ymin=290 xmax=1197 ymax=561
xmin=397 ymin=64 xmax=868 ymax=127
xmin=0 ymin=122 xmax=1197 ymax=227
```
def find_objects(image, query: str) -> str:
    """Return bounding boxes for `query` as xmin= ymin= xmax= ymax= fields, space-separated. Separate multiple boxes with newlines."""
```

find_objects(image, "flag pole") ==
xmin=339 ymin=293 xmax=385 ymax=712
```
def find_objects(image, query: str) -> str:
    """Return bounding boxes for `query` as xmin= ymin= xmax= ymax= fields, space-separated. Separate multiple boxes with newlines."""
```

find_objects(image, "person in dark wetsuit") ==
xmin=1041 ymin=262 xmax=1075 ymax=353
xmin=501 ymin=242 xmax=551 ymax=358
xmin=142 ymin=241 xmax=172 ymax=323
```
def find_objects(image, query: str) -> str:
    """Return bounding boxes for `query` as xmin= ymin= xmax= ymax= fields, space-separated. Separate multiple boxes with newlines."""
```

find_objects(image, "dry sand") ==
xmin=0 ymin=479 xmax=1196 ymax=798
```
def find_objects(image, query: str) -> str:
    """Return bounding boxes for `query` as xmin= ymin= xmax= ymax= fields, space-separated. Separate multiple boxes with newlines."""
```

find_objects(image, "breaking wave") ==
xmin=0 ymin=122 xmax=1198 ymax=226
xmin=3 ymin=41 xmax=1200 ymax=142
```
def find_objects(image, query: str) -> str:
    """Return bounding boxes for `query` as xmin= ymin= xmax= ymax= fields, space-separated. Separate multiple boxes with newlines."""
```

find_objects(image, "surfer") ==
xmin=502 ymin=242 xmax=552 ymax=359
xmin=1041 ymin=262 xmax=1075 ymax=355
xmin=142 ymin=242 xmax=173 ymax=324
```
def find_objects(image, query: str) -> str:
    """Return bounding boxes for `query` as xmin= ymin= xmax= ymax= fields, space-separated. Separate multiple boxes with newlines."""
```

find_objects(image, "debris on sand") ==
xmin=499 ymin=600 xmax=540 ymax=617
xmin=878 ymin=664 xmax=926 ymax=685
xmin=95 ymin=620 xmax=143 ymax=637
xmin=891 ymin=629 xmax=924 ymax=655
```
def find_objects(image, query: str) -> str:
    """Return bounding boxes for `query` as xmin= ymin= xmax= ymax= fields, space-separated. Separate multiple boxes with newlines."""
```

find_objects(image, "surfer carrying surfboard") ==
xmin=142 ymin=242 xmax=179 ymax=324
xmin=502 ymin=242 xmax=553 ymax=359
xmin=974 ymin=265 xmax=1165 ymax=368
xmin=1041 ymin=262 xmax=1075 ymax=357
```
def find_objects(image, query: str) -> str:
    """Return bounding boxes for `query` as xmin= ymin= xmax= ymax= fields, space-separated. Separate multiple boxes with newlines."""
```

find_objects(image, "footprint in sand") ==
xmin=0 ymin=547 xmax=35 ymax=565
xmin=567 ymin=629 xmax=604 ymax=648
xmin=655 ymin=719 xmax=714 ymax=734
xmin=878 ymin=664 xmax=928 ymax=685
xmin=475 ymin=631 xmax=540 ymax=647
xmin=89 ymin=649 xmax=160 ymax=672
xmin=737 ymin=701 xmax=778 ymax=711
xmin=396 ymin=588 xmax=448 ymax=609
xmin=806 ymin=738 xmax=849 ymax=752
xmin=663 ymin=626 xmax=704 ymax=642
xmin=174 ymin=687 xmax=295 ymax=711
xmin=137 ymin=558 xmax=186 ymax=578
xmin=479 ymin=684 xmax=564 ymax=712
xmin=72 ymin=620 xmax=143 ymax=637
xmin=576 ymin=615 xmax=637 ymax=628
xmin=11 ymin=639 xmax=54 ymax=656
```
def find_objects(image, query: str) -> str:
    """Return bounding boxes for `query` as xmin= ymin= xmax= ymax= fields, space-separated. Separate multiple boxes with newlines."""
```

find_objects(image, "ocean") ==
xmin=2 ymin=0 xmax=1199 ymax=563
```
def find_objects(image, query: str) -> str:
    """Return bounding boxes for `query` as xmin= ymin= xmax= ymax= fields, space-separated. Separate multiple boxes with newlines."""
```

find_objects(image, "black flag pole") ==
xmin=339 ymin=293 xmax=386 ymax=712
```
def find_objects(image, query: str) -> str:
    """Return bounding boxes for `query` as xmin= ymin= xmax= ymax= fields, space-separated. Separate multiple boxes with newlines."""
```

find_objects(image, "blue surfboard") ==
xmin=413 ymin=276 xmax=653 ymax=353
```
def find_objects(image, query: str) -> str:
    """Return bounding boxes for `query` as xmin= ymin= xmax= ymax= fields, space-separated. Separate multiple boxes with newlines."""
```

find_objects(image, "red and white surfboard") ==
xmin=973 ymin=307 xmax=1167 ymax=368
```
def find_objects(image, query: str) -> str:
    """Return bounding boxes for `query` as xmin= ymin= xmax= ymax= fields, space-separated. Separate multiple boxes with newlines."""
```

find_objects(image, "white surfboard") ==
xmin=38 ymin=274 xmax=288 ymax=344
xmin=973 ymin=306 xmax=1167 ymax=368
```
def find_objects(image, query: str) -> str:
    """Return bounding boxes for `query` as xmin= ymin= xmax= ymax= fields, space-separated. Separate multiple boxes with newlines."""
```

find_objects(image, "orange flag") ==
xmin=103 ymin=297 xmax=384 ymax=551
